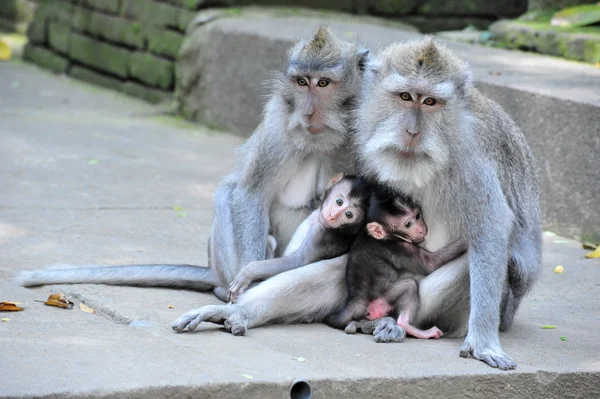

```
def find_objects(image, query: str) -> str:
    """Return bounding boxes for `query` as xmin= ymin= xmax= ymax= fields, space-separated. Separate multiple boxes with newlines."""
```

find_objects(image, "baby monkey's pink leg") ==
xmin=396 ymin=311 xmax=443 ymax=339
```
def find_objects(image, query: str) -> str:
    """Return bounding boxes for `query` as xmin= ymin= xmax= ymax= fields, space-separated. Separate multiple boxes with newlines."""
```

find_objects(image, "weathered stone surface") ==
xmin=69 ymin=33 xmax=130 ymax=78
xmin=120 ymin=0 xmax=181 ymax=29
xmin=69 ymin=65 xmax=124 ymax=91
xmin=72 ymin=5 xmax=145 ymax=48
xmin=129 ymin=52 xmax=174 ymax=89
xmin=490 ymin=20 xmax=600 ymax=64
xmin=147 ymin=27 xmax=185 ymax=58
xmin=123 ymin=81 xmax=171 ymax=103
xmin=419 ymin=0 xmax=526 ymax=17
xmin=23 ymin=44 xmax=70 ymax=73
xmin=368 ymin=0 xmax=418 ymax=16
xmin=400 ymin=15 xmax=492 ymax=32
xmin=37 ymin=1 xmax=74 ymax=23
xmin=78 ymin=0 xmax=121 ymax=14
xmin=0 ymin=0 xmax=34 ymax=23
xmin=48 ymin=21 xmax=71 ymax=54
xmin=26 ymin=13 xmax=47 ymax=44
xmin=529 ymin=0 xmax=591 ymax=11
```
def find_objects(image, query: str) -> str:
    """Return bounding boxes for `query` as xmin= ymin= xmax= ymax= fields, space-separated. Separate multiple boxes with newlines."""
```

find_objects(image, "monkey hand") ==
xmin=227 ymin=271 xmax=252 ymax=303
xmin=459 ymin=334 xmax=517 ymax=370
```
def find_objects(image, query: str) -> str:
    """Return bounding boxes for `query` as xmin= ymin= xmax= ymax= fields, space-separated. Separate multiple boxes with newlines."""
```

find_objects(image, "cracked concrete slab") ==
xmin=1 ymin=57 xmax=600 ymax=398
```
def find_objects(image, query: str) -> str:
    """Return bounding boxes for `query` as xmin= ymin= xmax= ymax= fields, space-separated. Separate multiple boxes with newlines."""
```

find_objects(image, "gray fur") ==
xmin=173 ymin=38 xmax=542 ymax=372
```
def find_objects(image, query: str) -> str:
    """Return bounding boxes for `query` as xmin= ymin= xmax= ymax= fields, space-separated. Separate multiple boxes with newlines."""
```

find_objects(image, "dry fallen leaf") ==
xmin=542 ymin=325 xmax=556 ymax=329
xmin=173 ymin=206 xmax=183 ymax=211
xmin=554 ymin=265 xmax=564 ymax=273
xmin=582 ymin=242 xmax=596 ymax=250
xmin=168 ymin=305 xmax=174 ymax=309
xmin=1 ymin=317 xmax=10 ymax=322
xmin=295 ymin=357 xmax=306 ymax=362
xmin=585 ymin=245 xmax=600 ymax=259
xmin=241 ymin=374 xmax=253 ymax=380
xmin=44 ymin=293 xmax=74 ymax=309
xmin=79 ymin=303 xmax=95 ymax=314
xmin=560 ymin=336 xmax=568 ymax=341
xmin=0 ymin=302 xmax=24 ymax=311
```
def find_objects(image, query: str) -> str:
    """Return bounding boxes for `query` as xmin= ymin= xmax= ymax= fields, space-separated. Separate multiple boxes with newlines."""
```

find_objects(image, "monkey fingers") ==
xmin=459 ymin=340 xmax=517 ymax=370
xmin=171 ymin=305 xmax=232 ymax=332
xmin=227 ymin=273 xmax=251 ymax=303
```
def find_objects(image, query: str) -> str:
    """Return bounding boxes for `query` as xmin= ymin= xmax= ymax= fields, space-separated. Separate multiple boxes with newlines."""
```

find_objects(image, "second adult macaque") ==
xmin=326 ymin=184 xmax=467 ymax=340
xmin=227 ymin=174 xmax=370 ymax=302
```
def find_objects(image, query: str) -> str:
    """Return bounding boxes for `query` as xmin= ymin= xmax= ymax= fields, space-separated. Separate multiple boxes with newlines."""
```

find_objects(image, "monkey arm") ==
xmin=418 ymin=239 xmax=468 ymax=274
xmin=228 ymin=226 xmax=324 ymax=302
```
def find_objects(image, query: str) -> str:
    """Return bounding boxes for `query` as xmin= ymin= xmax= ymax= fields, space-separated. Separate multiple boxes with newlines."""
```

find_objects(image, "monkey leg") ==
xmin=209 ymin=182 xmax=239 ymax=292
xmin=500 ymin=234 xmax=542 ymax=332
xmin=171 ymin=304 xmax=235 ymax=332
xmin=324 ymin=298 xmax=367 ymax=330
xmin=391 ymin=278 xmax=443 ymax=340
xmin=233 ymin=255 xmax=348 ymax=330
xmin=345 ymin=317 xmax=406 ymax=343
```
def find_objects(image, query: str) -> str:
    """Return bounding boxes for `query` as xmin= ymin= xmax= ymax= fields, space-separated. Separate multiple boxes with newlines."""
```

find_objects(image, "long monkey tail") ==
xmin=15 ymin=264 xmax=218 ymax=291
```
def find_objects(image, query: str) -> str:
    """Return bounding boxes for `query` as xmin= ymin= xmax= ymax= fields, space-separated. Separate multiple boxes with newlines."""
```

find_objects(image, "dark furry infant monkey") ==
xmin=326 ymin=184 xmax=467 ymax=340
xmin=227 ymin=174 xmax=370 ymax=302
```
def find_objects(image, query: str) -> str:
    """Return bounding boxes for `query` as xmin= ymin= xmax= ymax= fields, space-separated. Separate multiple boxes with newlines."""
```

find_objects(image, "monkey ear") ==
xmin=367 ymin=222 xmax=387 ymax=240
xmin=326 ymin=173 xmax=345 ymax=189
xmin=357 ymin=49 xmax=369 ymax=71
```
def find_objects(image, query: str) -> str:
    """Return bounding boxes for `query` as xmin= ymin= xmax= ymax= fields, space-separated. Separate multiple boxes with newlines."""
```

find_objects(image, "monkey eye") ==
xmin=317 ymin=79 xmax=329 ymax=87
xmin=416 ymin=212 xmax=421 ymax=220
xmin=399 ymin=92 xmax=412 ymax=101
xmin=336 ymin=198 xmax=343 ymax=206
xmin=345 ymin=211 xmax=353 ymax=219
xmin=297 ymin=77 xmax=308 ymax=86
xmin=405 ymin=221 xmax=412 ymax=228
xmin=423 ymin=97 xmax=437 ymax=106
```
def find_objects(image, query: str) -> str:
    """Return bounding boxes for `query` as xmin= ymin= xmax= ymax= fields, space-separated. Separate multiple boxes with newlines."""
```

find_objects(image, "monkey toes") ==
xmin=459 ymin=340 xmax=517 ymax=370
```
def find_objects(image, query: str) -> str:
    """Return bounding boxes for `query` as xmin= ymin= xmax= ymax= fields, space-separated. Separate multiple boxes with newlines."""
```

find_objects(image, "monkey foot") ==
xmin=223 ymin=313 xmax=248 ymax=336
xmin=403 ymin=326 xmax=443 ymax=339
xmin=171 ymin=305 xmax=231 ymax=332
xmin=459 ymin=339 xmax=517 ymax=370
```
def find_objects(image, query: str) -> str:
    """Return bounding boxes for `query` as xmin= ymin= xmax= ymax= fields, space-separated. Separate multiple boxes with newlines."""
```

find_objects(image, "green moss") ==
xmin=583 ymin=40 xmax=600 ymax=63
xmin=513 ymin=20 xmax=600 ymax=35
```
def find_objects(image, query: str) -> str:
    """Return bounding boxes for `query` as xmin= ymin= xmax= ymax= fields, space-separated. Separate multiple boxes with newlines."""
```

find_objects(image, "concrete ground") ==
xmin=0 ymin=61 xmax=599 ymax=399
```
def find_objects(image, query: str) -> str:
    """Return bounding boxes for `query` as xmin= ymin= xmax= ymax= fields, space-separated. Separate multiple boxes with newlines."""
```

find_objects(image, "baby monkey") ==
xmin=326 ymin=184 xmax=467 ymax=340
xmin=227 ymin=174 xmax=370 ymax=302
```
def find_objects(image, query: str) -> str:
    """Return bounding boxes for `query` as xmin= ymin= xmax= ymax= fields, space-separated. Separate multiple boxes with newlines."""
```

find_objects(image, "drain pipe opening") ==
xmin=290 ymin=379 xmax=312 ymax=399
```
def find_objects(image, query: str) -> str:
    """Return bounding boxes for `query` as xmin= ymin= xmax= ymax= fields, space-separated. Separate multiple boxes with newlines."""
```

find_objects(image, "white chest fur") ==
xmin=278 ymin=156 xmax=333 ymax=209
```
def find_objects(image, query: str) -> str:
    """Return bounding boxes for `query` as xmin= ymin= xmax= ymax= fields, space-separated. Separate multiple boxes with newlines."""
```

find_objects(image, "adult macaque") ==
xmin=228 ymin=174 xmax=369 ymax=302
xmin=325 ymin=184 xmax=467 ymax=340
xmin=16 ymin=27 xmax=370 ymax=301
xmin=173 ymin=38 xmax=542 ymax=371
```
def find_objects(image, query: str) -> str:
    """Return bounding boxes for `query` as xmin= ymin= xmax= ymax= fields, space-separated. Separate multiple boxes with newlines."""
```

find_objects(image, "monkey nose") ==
xmin=406 ymin=129 xmax=420 ymax=136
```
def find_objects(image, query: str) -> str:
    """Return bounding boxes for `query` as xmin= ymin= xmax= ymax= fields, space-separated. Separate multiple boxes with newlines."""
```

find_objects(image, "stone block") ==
xmin=418 ymin=0 xmax=526 ymax=17
xmin=23 ymin=44 xmax=70 ymax=73
xmin=147 ymin=27 xmax=185 ymax=58
xmin=48 ymin=21 xmax=71 ymax=54
xmin=77 ymin=0 xmax=120 ymax=14
xmin=37 ymin=0 xmax=74 ymax=23
xmin=27 ymin=13 xmax=48 ymax=44
xmin=120 ymin=0 xmax=180 ymax=29
xmin=123 ymin=81 xmax=171 ymax=103
xmin=69 ymin=33 xmax=131 ymax=78
xmin=69 ymin=65 xmax=124 ymax=91
xmin=73 ymin=6 xmax=145 ymax=48
xmin=129 ymin=52 xmax=174 ymax=89
xmin=368 ymin=0 xmax=418 ymax=16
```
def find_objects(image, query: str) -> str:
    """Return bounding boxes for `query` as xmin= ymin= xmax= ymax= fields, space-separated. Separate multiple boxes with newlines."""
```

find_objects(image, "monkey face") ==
xmin=319 ymin=179 xmax=365 ymax=229
xmin=393 ymin=208 xmax=427 ymax=243
xmin=356 ymin=40 xmax=472 ymax=188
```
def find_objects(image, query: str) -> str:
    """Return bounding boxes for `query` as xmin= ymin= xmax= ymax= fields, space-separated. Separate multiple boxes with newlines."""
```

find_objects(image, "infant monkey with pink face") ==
xmin=228 ymin=174 xmax=467 ymax=340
